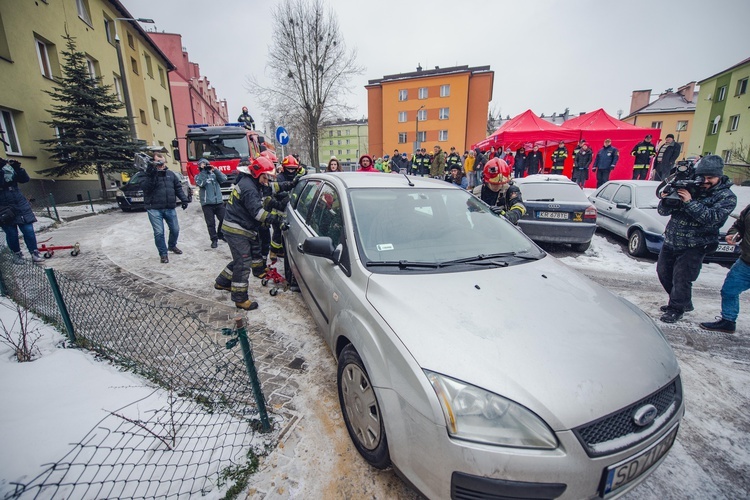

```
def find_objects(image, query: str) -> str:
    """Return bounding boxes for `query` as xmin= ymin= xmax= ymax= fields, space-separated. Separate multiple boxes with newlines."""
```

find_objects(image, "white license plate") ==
xmin=716 ymin=244 xmax=738 ymax=253
xmin=130 ymin=197 xmax=143 ymax=202
xmin=537 ymin=211 xmax=568 ymax=220
xmin=601 ymin=425 xmax=679 ymax=496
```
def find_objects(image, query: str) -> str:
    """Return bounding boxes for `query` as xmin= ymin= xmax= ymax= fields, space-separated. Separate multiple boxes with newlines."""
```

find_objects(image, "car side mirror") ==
xmin=302 ymin=236 xmax=340 ymax=264
xmin=616 ymin=203 xmax=631 ymax=210
xmin=172 ymin=148 xmax=181 ymax=161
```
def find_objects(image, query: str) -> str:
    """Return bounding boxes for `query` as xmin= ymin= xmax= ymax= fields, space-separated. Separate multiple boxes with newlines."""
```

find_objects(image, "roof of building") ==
xmin=698 ymin=56 xmax=750 ymax=84
xmin=320 ymin=118 xmax=368 ymax=127
xmin=109 ymin=0 xmax=176 ymax=71
xmin=367 ymin=65 xmax=492 ymax=86
xmin=624 ymin=91 xmax=697 ymax=118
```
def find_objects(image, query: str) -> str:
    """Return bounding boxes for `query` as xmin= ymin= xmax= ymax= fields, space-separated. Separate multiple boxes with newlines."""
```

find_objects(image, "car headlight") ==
xmin=425 ymin=370 xmax=557 ymax=449
xmin=115 ymin=190 xmax=124 ymax=197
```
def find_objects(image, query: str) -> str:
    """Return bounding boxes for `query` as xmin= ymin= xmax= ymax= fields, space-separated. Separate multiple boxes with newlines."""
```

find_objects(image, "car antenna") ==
xmin=403 ymin=172 xmax=414 ymax=187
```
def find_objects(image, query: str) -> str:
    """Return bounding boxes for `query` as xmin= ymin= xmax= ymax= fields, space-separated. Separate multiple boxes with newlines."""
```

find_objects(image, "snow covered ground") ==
xmin=1 ymin=204 xmax=748 ymax=499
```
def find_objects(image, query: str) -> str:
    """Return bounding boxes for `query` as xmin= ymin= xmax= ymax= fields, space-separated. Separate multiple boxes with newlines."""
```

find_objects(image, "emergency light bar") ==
xmin=187 ymin=122 xmax=246 ymax=129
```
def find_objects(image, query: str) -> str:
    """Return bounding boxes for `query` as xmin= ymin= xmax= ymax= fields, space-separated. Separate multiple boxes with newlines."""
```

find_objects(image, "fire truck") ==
xmin=174 ymin=123 xmax=270 ymax=200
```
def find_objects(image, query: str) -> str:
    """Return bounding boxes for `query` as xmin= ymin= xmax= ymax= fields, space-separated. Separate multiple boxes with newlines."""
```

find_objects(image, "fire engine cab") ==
xmin=175 ymin=123 xmax=270 ymax=200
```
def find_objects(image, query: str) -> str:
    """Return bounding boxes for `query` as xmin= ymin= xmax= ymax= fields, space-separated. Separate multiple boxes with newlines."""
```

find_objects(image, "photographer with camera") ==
xmin=0 ymin=158 xmax=43 ymax=263
xmin=194 ymin=158 xmax=227 ymax=249
xmin=139 ymin=152 xmax=189 ymax=264
xmin=656 ymin=155 xmax=737 ymax=323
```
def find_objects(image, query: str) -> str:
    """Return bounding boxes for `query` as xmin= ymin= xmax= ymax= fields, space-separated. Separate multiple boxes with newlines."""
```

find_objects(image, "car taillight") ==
xmin=584 ymin=206 xmax=597 ymax=219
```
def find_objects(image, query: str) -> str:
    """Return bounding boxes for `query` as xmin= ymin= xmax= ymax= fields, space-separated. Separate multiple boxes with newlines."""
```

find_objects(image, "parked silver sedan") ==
xmin=283 ymin=172 xmax=683 ymax=500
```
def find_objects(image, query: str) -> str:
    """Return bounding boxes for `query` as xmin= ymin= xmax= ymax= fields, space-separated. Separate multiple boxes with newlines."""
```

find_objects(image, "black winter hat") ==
xmin=695 ymin=155 xmax=724 ymax=177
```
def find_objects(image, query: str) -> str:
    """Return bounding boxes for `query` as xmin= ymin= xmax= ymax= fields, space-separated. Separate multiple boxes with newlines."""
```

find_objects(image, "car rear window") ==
xmin=519 ymin=183 xmax=589 ymax=202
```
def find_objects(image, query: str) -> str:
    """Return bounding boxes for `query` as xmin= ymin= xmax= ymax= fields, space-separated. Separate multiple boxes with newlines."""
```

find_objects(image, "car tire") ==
xmin=628 ymin=229 xmax=646 ymax=257
xmin=121 ymin=207 xmax=131 ymax=212
xmin=571 ymin=241 xmax=591 ymax=253
xmin=337 ymin=344 xmax=390 ymax=469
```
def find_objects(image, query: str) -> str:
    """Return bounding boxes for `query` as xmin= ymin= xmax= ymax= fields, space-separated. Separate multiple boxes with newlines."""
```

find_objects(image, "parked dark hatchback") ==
xmin=513 ymin=174 xmax=597 ymax=252
xmin=115 ymin=171 xmax=193 ymax=211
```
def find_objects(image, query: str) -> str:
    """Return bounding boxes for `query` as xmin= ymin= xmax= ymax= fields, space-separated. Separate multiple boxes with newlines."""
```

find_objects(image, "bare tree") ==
xmin=487 ymin=105 xmax=502 ymax=136
xmin=247 ymin=0 xmax=363 ymax=169
xmin=729 ymin=139 xmax=750 ymax=165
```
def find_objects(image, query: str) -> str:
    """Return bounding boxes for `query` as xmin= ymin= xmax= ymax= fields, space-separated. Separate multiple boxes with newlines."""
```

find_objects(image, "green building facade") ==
xmin=318 ymin=119 xmax=368 ymax=171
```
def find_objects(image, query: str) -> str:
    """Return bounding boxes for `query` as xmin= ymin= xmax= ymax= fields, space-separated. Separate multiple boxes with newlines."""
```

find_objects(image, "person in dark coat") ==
xmin=631 ymin=134 xmax=656 ymax=180
xmin=657 ymin=155 xmax=737 ymax=323
xmin=653 ymin=134 xmax=681 ymax=181
xmin=592 ymin=138 xmax=619 ymax=188
xmin=526 ymin=145 xmax=544 ymax=175
xmin=572 ymin=143 xmax=593 ymax=188
xmin=513 ymin=146 xmax=526 ymax=178
xmin=551 ymin=141 xmax=569 ymax=175
xmin=140 ymin=152 xmax=189 ymax=263
xmin=194 ymin=158 xmax=227 ymax=249
xmin=237 ymin=106 xmax=255 ymax=129
xmin=0 ymin=158 xmax=42 ymax=262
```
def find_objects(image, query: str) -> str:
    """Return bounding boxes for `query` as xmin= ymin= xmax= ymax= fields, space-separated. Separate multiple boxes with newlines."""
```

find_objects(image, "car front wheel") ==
xmin=337 ymin=344 xmax=390 ymax=469
xmin=628 ymin=229 xmax=646 ymax=257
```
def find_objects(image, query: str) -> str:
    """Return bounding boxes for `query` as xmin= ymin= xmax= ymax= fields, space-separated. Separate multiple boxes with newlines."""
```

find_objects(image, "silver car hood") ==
xmin=365 ymin=256 xmax=680 ymax=431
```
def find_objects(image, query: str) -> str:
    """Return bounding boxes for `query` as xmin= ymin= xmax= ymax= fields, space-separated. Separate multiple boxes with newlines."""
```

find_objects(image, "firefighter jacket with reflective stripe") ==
xmin=551 ymin=146 xmax=569 ymax=167
xmin=631 ymin=141 xmax=657 ymax=167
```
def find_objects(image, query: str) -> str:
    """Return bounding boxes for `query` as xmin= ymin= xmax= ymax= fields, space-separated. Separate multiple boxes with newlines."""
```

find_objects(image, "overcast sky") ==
xmin=123 ymin=0 xmax=749 ymax=134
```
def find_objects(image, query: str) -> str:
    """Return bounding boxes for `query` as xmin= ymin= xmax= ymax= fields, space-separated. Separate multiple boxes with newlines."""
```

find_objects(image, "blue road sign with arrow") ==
xmin=275 ymin=126 xmax=290 ymax=145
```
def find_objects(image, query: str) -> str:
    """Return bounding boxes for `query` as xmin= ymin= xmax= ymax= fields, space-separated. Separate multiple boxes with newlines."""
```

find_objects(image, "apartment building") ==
xmin=318 ymin=119 xmax=368 ymax=170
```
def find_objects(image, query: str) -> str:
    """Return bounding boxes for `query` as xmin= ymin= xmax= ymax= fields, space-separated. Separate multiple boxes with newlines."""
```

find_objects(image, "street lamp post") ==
xmin=113 ymin=18 xmax=155 ymax=140
xmin=415 ymin=104 xmax=425 ymax=152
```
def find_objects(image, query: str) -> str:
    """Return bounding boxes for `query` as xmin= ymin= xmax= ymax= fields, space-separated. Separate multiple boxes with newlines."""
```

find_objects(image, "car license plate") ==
xmin=716 ymin=244 xmax=737 ymax=253
xmin=537 ymin=211 xmax=568 ymax=220
xmin=130 ymin=197 xmax=143 ymax=202
xmin=600 ymin=425 xmax=678 ymax=496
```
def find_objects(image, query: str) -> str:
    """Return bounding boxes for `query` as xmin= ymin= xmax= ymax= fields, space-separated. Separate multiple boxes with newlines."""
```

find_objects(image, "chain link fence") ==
xmin=0 ymin=250 xmax=272 ymax=499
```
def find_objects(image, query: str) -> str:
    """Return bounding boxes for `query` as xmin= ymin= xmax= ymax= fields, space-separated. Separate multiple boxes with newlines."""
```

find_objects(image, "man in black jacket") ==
xmin=593 ymin=139 xmax=619 ymax=188
xmin=550 ymin=141 xmax=568 ymax=175
xmin=526 ymin=145 xmax=544 ymax=175
xmin=631 ymin=134 xmax=656 ymax=180
xmin=653 ymin=134 xmax=681 ymax=181
xmin=141 ymin=153 xmax=189 ymax=264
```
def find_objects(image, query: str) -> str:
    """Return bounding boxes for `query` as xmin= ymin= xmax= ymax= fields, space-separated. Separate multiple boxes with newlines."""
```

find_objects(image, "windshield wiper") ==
xmin=527 ymin=198 xmax=555 ymax=202
xmin=439 ymin=252 xmax=541 ymax=266
xmin=366 ymin=260 xmax=440 ymax=269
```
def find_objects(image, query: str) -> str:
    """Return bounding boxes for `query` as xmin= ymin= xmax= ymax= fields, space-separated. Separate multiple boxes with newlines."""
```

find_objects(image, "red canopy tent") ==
xmin=473 ymin=109 xmax=580 ymax=152
xmin=561 ymin=109 xmax=661 ymax=186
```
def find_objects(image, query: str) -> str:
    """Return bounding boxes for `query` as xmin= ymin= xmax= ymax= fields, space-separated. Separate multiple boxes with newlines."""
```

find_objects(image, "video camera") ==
xmin=134 ymin=152 xmax=166 ymax=171
xmin=0 ymin=157 xmax=21 ymax=169
xmin=656 ymin=159 xmax=704 ymax=208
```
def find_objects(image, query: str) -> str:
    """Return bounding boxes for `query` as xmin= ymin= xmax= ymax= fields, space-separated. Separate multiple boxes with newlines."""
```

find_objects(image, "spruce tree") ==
xmin=39 ymin=33 xmax=138 ymax=197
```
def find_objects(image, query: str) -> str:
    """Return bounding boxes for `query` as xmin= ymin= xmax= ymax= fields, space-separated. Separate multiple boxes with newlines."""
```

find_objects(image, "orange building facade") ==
xmin=366 ymin=65 xmax=494 ymax=157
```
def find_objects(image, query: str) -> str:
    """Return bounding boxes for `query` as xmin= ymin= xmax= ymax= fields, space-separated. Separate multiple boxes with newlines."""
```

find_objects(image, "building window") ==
xmin=398 ymin=111 xmax=407 ymax=123
xmin=85 ymin=56 xmax=97 ymax=80
xmin=440 ymin=84 xmax=450 ymax=97
xmin=158 ymin=67 xmax=166 ymax=88
xmin=103 ymin=14 xmax=115 ymax=44
xmin=398 ymin=89 xmax=408 ymax=101
xmin=711 ymin=120 xmax=719 ymax=135
xmin=127 ymin=32 xmax=135 ymax=49
xmin=717 ymin=85 xmax=727 ymax=101
xmin=329 ymin=140 xmax=333 ymax=146
xmin=139 ymin=109 xmax=147 ymax=125
xmin=346 ymin=129 xmax=350 ymax=135
xmin=439 ymin=107 xmax=449 ymax=120
xmin=651 ymin=121 xmax=662 ymax=129
xmin=151 ymin=98 xmax=160 ymax=121
xmin=346 ymin=139 xmax=350 ymax=145
xmin=130 ymin=57 xmax=138 ymax=75
xmin=0 ymin=12 xmax=11 ymax=61
xmin=398 ymin=132 xmax=407 ymax=144
xmin=113 ymin=75 xmax=123 ymax=101
xmin=337 ymin=130 xmax=341 ymax=136
xmin=337 ymin=140 xmax=341 ymax=145
xmin=338 ymin=149 xmax=342 ymax=155
xmin=417 ymin=109 xmax=427 ymax=121
xmin=676 ymin=120 xmax=688 ymax=132
xmin=0 ymin=109 xmax=21 ymax=155
xmin=737 ymin=78 xmax=748 ymax=96
xmin=76 ymin=0 xmax=91 ymax=25
xmin=144 ymin=54 xmax=153 ymax=78
xmin=728 ymin=115 xmax=740 ymax=131
xmin=417 ymin=131 xmax=426 ymax=143
xmin=328 ymin=131 xmax=333 ymax=137
xmin=164 ymin=106 xmax=171 ymax=126
xmin=722 ymin=150 xmax=732 ymax=163
xmin=346 ymin=149 xmax=350 ymax=154
xmin=419 ymin=87 xmax=428 ymax=99
xmin=439 ymin=130 xmax=448 ymax=141
xmin=35 ymin=37 xmax=53 ymax=78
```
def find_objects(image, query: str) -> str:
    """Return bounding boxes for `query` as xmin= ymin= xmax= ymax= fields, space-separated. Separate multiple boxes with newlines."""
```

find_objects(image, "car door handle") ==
xmin=297 ymin=243 xmax=305 ymax=254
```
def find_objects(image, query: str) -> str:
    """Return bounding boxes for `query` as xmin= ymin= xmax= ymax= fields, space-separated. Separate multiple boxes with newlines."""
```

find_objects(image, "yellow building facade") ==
xmin=0 ymin=0 xmax=176 ymax=203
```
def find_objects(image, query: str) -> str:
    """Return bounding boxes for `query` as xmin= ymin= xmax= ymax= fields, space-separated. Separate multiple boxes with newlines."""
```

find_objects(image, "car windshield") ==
xmin=349 ymin=188 xmax=543 ymax=265
xmin=127 ymin=172 xmax=145 ymax=185
xmin=636 ymin=185 xmax=661 ymax=208
xmin=520 ymin=183 xmax=589 ymax=202
xmin=187 ymin=135 xmax=249 ymax=160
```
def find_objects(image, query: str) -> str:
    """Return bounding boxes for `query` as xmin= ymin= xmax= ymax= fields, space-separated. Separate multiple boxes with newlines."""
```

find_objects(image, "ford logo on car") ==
xmin=547 ymin=203 xmax=561 ymax=209
xmin=633 ymin=404 xmax=658 ymax=427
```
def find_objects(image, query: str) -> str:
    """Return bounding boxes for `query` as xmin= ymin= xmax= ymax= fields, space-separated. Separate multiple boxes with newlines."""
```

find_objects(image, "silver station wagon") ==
xmin=283 ymin=172 xmax=684 ymax=500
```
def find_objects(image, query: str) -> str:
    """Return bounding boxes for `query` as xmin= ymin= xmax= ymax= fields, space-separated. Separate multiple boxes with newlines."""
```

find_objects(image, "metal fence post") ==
xmin=87 ymin=190 xmax=95 ymax=214
xmin=49 ymin=193 xmax=60 ymax=221
xmin=44 ymin=268 xmax=77 ymax=344
xmin=232 ymin=317 xmax=271 ymax=432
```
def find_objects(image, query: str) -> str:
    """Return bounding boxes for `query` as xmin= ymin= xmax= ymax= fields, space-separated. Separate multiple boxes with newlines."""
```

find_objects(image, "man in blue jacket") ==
xmin=593 ymin=139 xmax=619 ymax=188
xmin=141 ymin=152 xmax=189 ymax=263
xmin=194 ymin=158 xmax=227 ymax=248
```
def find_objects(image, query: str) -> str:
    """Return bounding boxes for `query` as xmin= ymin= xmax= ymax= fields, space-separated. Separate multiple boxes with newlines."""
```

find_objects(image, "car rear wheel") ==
xmin=337 ymin=344 xmax=390 ymax=469
xmin=628 ymin=229 xmax=646 ymax=257
xmin=571 ymin=241 xmax=591 ymax=252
